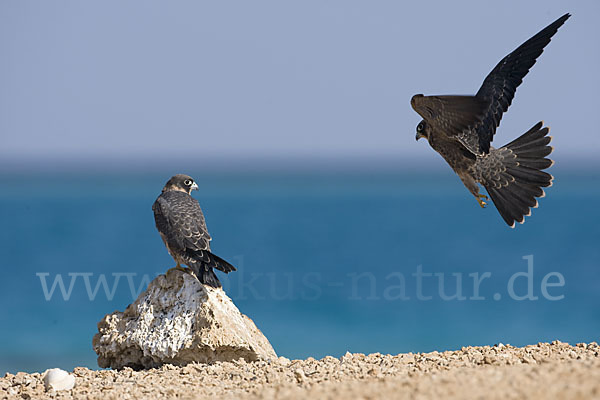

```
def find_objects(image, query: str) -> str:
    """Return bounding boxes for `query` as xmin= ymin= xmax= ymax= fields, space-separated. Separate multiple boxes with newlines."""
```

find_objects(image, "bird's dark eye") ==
xmin=417 ymin=122 xmax=425 ymax=133
xmin=184 ymin=179 xmax=192 ymax=186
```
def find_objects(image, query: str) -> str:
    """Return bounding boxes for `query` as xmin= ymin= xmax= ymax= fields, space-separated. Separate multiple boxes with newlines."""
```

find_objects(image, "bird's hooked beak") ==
xmin=191 ymin=182 xmax=199 ymax=191
xmin=416 ymin=132 xmax=425 ymax=141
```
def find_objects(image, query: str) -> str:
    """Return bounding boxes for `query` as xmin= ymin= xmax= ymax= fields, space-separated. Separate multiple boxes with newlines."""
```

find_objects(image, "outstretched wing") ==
xmin=411 ymin=94 xmax=488 ymax=155
xmin=474 ymin=13 xmax=570 ymax=153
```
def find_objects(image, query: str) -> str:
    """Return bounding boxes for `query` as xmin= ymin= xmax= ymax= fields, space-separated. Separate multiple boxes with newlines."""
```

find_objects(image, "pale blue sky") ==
xmin=0 ymin=0 xmax=598 ymax=169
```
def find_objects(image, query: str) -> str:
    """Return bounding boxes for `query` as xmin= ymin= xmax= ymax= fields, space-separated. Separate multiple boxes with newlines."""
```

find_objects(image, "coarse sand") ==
xmin=2 ymin=341 xmax=599 ymax=399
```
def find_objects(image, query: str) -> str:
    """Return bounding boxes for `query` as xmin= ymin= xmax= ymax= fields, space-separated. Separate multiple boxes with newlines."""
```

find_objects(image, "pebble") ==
xmin=43 ymin=368 xmax=76 ymax=391
xmin=0 ymin=341 xmax=597 ymax=399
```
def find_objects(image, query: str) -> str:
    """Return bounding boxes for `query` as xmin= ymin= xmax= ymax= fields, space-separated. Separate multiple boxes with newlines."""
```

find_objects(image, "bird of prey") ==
xmin=411 ymin=13 xmax=570 ymax=227
xmin=152 ymin=174 xmax=236 ymax=288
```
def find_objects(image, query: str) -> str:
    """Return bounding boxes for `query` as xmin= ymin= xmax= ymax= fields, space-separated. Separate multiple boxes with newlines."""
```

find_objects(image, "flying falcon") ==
xmin=411 ymin=13 xmax=570 ymax=227
xmin=152 ymin=174 xmax=236 ymax=288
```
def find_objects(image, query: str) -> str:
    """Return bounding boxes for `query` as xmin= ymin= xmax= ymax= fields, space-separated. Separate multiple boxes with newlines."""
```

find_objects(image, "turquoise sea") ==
xmin=1 ymin=168 xmax=599 ymax=374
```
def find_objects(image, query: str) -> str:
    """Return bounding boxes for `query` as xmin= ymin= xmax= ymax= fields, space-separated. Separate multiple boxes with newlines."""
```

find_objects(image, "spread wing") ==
xmin=474 ymin=13 xmax=570 ymax=153
xmin=411 ymin=94 xmax=488 ymax=155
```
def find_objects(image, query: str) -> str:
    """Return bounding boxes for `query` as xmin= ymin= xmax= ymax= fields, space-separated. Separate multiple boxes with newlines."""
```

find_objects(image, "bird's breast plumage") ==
xmin=428 ymin=130 xmax=477 ymax=173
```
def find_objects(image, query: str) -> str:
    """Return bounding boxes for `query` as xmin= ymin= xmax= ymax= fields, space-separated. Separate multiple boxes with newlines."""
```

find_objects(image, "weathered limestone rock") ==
xmin=93 ymin=268 xmax=277 ymax=369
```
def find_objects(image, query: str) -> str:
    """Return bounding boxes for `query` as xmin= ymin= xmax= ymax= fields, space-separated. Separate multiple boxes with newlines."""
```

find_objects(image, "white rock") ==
xmin=278 ymin=356 xmax=291 ymax=366
xmin=93 ymin=268 xmax=277 ymax=369
xmin=42 ymin=368 xmax=75 ymax=391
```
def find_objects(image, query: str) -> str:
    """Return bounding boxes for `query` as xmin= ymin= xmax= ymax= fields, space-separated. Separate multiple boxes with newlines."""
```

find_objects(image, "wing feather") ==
xmin=474 ymin=13 xmax=570 ymax=153
xmin=411 ymin=94 xmax=487 ymax=155
xmin=153 ymin=192 xmax=212 ymax=253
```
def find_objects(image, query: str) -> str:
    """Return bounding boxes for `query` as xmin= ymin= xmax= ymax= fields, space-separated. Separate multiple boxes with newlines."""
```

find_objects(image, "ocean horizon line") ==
xmin=1 ymin=153 xmax=598 ymax=175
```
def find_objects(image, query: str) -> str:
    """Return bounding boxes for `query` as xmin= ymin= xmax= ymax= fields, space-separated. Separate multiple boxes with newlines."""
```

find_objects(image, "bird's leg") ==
xmin=476 ymin=193 xmax=489 ymax=208
xmin=174 ymin=262 xmax=186 ymax=272
xmin=458 ymin=172 xmax=488 ymax=209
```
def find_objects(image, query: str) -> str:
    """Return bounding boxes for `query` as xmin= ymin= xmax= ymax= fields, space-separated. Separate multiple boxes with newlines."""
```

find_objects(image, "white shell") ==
xmin=43 ymin=368 xmax=76 ymax=391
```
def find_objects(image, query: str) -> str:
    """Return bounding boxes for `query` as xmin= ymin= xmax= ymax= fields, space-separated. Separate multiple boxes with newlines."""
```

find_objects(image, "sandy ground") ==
xmin=2 ymin=341 xmax=599 ymax=400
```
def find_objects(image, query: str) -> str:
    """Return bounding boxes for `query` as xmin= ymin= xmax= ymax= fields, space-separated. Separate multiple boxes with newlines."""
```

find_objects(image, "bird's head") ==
xmin=415 ymin=120 xmax=429 ymax=141
xmin=162 ymin=174 xmax=199 ymax=194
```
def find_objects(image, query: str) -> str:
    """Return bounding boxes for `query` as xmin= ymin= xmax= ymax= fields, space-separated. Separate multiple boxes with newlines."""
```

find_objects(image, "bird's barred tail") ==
xmin=483 ymin=122 xmax=554 ymax=227
xmin=189 ymin=251 xmax=237 ymax=288
xmin=192 ymin=264 xmax=223 ymax=288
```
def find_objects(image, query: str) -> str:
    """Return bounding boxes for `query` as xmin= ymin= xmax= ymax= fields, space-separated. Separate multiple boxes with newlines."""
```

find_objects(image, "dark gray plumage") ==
xmin=411 ymin=13 xmax=569 ymax=227
xmin=152 ymin=174 xmax=236 ymax=288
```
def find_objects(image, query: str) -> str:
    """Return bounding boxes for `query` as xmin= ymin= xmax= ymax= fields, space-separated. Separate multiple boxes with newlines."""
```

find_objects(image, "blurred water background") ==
xmin=0 ymin=165 xmax=598 ymax=374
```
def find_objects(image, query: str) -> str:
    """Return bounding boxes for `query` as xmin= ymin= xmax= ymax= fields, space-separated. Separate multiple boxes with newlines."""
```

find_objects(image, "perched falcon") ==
xmin=411 ymin=13 xmax=570 ymax=227
xmin=152 ymin=174 xmax=236 ymax=288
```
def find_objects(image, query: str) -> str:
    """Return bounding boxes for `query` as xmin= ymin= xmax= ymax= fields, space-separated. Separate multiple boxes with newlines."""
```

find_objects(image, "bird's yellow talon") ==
xmin=476 ymin=195 xmax=488 ymax=208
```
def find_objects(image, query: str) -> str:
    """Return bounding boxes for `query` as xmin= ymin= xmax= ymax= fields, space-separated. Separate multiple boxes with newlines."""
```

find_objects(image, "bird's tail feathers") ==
xmin=187 ymin=250 xmax=236 ymax=288
xmin=190 ymin=263 xmax=222 ymax=288
xmin=483 ymin=121 xmax=554 ymax=227
xmin=208 ymin=251 xmax=237 ymax=273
